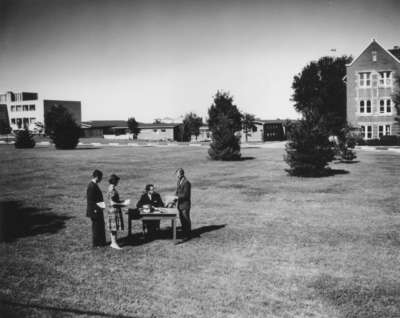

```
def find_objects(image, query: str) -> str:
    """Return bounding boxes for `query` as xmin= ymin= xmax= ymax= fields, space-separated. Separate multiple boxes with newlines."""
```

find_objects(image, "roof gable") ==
xmin=347 ymin=39 xmax=400 ymax=67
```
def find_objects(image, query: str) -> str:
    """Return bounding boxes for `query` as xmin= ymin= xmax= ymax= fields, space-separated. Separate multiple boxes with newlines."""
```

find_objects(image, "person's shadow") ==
xmin=120 ymin=224 xmax=226 ymax=246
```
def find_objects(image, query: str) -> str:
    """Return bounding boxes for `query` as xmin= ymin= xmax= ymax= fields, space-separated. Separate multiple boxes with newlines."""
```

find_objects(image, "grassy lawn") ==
xmin=0 ymin=144 xmax=400 ymax=317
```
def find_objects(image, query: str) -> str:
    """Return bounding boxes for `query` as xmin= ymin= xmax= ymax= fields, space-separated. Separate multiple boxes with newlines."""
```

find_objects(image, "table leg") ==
xmin=172 ymin=218 xmax=176 ymax=243
xmin=128 ymin=214 xmax=132 ymax=237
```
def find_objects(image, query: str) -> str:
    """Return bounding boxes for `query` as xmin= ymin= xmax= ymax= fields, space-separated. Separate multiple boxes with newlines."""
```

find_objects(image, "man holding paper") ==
xmin=86 ymin=169 xmax=107 ymax=247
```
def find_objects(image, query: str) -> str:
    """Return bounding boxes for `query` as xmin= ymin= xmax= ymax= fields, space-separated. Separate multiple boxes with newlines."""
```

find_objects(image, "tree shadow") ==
xmin=239 ymin=156 xmax=256 ymax=161
xmin=0 ymin=201 xmax=72 ymax=242
xmin=120 ymin=224 xmax=226 ymax=246
xmin=286 ymin=168 xmax=349 ymax=178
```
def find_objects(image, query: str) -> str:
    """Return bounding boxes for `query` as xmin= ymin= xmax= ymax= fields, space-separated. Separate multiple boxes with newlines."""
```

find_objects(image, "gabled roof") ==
xmin=347 ymin=38 xmax=400 ymax=67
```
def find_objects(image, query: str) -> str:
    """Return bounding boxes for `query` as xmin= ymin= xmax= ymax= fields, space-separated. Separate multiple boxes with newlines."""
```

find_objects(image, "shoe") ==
xmin=110 ymin=243 xmax=122 ymax=250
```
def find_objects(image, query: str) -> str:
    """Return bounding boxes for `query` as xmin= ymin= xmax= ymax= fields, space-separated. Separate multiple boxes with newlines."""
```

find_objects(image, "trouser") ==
xmin=178 ymin=207 xmax=191 ymax=237
xmin=91 ymin=213 xmax=106 ymax=247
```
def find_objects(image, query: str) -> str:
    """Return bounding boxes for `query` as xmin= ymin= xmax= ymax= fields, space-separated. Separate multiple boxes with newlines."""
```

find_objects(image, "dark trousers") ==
xmin=91 ymin=212 xmax=106 ymax=247
xmin=178 ymin=207 xmax=191 ymax=237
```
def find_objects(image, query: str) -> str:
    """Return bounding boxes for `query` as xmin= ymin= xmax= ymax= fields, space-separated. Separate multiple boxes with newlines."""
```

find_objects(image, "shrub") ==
xmin=284 ymin=112 xmax=335 ymax=176
xmin=379 ymin=135 xmax=399 ymax=146
xmin=45 ymin=105 xmax=80 ymax=149
xmin=14 ymin=129 xmax=35 ymax=149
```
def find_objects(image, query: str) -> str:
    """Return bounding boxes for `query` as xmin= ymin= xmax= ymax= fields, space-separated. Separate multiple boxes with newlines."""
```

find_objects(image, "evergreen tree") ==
xmin=45 ymin=105 xmax=80 ymax=149
xmin=207 ymin=91 xmax=242 ymax=160
xmin=127 ymin=117 xmax=141 ymax=139
xmin=284 ymin=111 xmax=335 ymax=176
xmin=14 ymin=128 xmax=35 ymax=149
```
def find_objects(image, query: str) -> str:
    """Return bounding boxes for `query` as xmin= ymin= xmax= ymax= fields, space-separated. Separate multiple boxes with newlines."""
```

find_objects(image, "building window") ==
xmin=378 ymin=125 xmax=384 ymax=138
xmin=379 ymin=71 xmax=392 ymax=87
xmin=379 ymin=99 xmax=385 ymax=113
xmin=23 ymin=105 xmax=29 ymax=111
xmin=359 ymin=72 xmax=371 ymax=87
xmin=29 ymin=105 xmax=35 ymax=111
xmin=361 ymin=125 xmax=372 ymax=139
xmin=11 ymin=106 xmax=15 ymax=112
xmin=161 ymin=129 xmax=166 ymax=132
xmin=367 ymin=125 xmax=372 ymax=139
xmin=372 ymin=51 xmax=377 ymax=62
xmin=16 ymin=105 xmax=22 ymax=112
xmin=386 ymin=99 xmax=392 ymax=113
xmin=366 ymin=100 xmax=371 ymax=113
xmin=11 ymin=118 xmax=16 ymax=124
xmin=153 ymin=129 xmax=157 ymax=132
xmin=360 ymin=100 xmax=365 ymax=113
xmin=385 ymin=125 xmax=391 ymax=136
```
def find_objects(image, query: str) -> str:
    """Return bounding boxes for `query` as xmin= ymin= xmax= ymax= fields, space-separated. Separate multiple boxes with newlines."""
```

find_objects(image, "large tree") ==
xmin=45 ymin=105 xmax=80 ymax=149
xmin=127 ymin=117 xmax=140 ymax=139
xmin=208 ymin=91 xmax=242 ymax=160
xmin=292 ymin=55 xmax=352 ymax=135
xmin=241 ymin=113 xmax=257 ymax=142
xmin=182 ymin=112 xmax=203 ymax=141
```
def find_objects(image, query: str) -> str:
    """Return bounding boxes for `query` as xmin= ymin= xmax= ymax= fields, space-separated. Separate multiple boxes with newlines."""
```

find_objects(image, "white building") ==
xmin=0 ymin=91 xmax=81 ymax=131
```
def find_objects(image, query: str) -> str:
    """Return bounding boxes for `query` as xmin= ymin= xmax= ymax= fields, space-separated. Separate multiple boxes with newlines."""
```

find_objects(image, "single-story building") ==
xmin=241 ymin=119 xmax=287 ymax=142
xmin=81 ymin=120 xmax=128 ymax=138
xmin=137 ymin=123 xmax=181 ymax=141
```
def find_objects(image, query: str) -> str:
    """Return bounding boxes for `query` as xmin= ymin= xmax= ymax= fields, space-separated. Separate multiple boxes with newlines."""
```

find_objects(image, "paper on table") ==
xmin=96 ymin=202 xmax=106 ymax=209
xmin=164 ymin=195 xmax=177 ymax=206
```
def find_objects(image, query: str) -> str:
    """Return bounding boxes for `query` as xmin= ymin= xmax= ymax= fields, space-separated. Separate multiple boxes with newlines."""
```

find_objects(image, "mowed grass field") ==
xmin=0 ymin=144 xmax=400 ymax=318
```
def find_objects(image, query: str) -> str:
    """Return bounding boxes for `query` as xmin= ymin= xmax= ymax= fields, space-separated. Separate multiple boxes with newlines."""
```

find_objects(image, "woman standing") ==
xmin=107 ymin=174 xmax=129 ymax=250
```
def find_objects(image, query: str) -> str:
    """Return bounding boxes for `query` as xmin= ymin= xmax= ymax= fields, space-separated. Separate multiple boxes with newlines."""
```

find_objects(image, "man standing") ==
xmin=86 ymin=169 xmax=106 ymax=247
xmin=175 ymin=168 xmax=191 ymax=241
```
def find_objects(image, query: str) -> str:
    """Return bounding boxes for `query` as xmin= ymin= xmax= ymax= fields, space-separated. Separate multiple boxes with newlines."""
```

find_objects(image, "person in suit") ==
xmin=86 ymin=169 xmax=106 ymax=247
xmin=136 ymin=184 xmax=164 ymax=237
xmin=174 ymin=168 xmax=191 ymax=241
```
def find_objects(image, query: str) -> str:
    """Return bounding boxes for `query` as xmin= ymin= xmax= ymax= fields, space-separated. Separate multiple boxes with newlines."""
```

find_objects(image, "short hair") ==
xmin=176 ymin=168 xmax=184 ymax=176
xmin=92 ymin=169 xmax=103 ymax=179
xmin=145 ymin=184 xmax=154 ymax=192
xmin=108 ymin=174 xmax=120 ymax=185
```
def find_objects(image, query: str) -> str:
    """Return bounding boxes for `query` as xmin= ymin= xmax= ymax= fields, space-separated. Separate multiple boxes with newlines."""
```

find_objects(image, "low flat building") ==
xmin=137 ymin=123 xmax=180 ymax=141
xmin=81 ymin=120 xmax=128 ymax=138
xmin=241 ymin=119 xmax=287 ymax=142
xmin=0 ymin=91 xmax=81 ymax=131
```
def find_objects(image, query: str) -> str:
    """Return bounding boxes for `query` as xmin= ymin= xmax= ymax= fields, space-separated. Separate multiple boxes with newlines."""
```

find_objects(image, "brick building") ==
xmin=346 ymin=39 xmax=400 ymax=139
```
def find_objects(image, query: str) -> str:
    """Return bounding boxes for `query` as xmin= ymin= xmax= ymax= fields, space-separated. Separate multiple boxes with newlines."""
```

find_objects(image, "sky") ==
xmin=1 ymin=0 xmax=400 ymax=122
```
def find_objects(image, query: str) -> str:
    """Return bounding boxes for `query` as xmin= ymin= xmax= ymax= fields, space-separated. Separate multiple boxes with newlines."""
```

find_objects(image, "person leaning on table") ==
xmin=174 ymin=168 xmax=191 ymax=241
xmin=86 ymin=169 xmax=107 ymax=247
xmin=136 ymin=184 xmax=164 ymax=237
xmin=107 ymin=174 xmax=129 ymax=250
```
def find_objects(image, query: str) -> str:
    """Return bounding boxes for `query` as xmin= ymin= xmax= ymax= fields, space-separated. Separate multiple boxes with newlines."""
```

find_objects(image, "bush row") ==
xmin=357 ymin=135 xmax=400 ymax=146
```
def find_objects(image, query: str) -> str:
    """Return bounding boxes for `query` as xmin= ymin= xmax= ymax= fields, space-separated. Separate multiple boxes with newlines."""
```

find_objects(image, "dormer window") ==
xmin=379 ymin=71 xmax=392 ymax=87
xmin=372 ymin=51 xmax=377 ymax=62
xmin=359 ymin=72 xmax=371 ymax=87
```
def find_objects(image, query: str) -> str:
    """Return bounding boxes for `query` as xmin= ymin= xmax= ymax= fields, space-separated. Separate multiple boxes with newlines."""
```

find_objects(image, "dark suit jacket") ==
xmin=86 ymin=181 xmax=104 ymax=219
xmin=136 ymin=192 xmax=164 ymax=208
xmin=176 ymin=177 xmax=191 ymax=210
